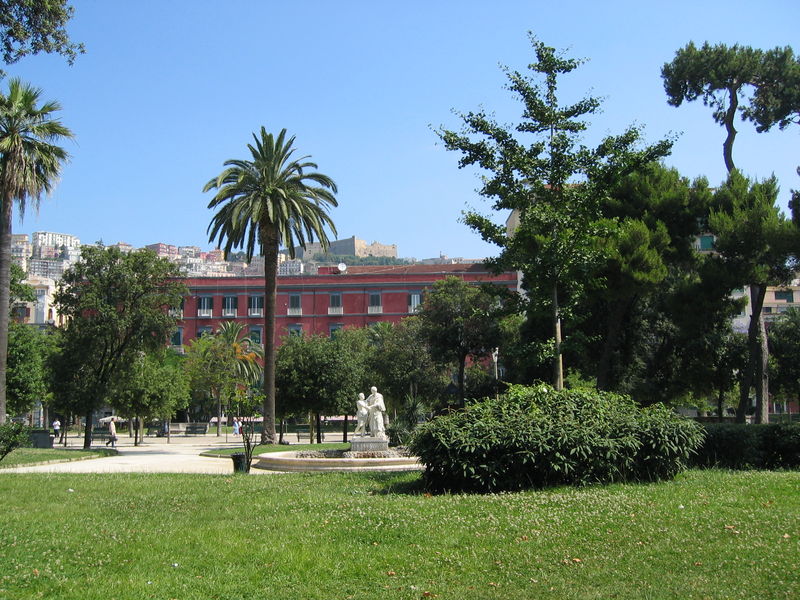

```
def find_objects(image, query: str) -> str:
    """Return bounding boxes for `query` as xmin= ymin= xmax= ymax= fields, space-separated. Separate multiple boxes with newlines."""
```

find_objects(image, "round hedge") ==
xmin=409 ymin=384 xmax=704 ymax=493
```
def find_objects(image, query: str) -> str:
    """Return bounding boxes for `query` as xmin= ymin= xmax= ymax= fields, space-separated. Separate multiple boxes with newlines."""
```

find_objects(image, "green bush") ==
xmin=0 ymin=422 xmax=30 ymax=463
xmin=692 ymin=423 xmax=800 ymax=469
xmin=409 ymin=384 xmax=704 ymax=493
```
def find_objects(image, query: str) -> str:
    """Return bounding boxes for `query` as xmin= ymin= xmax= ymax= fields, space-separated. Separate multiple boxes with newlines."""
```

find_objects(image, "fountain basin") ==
xmin=253 ymin=450 xmax=422 ymax=472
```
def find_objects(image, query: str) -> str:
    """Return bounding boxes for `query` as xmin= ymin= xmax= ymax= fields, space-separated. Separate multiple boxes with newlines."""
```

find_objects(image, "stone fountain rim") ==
xmin=253 ymin=450 xmax=423 ymax=472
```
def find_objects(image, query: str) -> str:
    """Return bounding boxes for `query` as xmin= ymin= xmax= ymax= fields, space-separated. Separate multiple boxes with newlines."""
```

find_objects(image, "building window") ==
xmin=222 ymin=296 xmax=238 ymax=317
xmin=328 ymin=293 xmax=343 ymax=315
xmin=248 ymin=295 xmax=264 ymax=317
xmin=288 ymin=293 xmax=302 ymax=316
xmin=197 ymin=326 xmax=213 ymax=337
xmin=249 ymin=326 xmax=263 ymax=345
xmin=171 ymin=327 xmax=183 ymax=347
xmin=329 ymin=323 xmax=343 ymax=337
xmin=368 ymin=292 xmax=382 ymax=314
xmin=287 ymin=324 xmax=303 ymax=336
xmin=408 ymin=291 xmax=423 ymax=313
xmin=763 ymin=307 xmax=772 ymax=313
xmin=197 ymin=296 xmax=213 ymax=318
xmin=774 ymin=290 xmax=794 ymax=302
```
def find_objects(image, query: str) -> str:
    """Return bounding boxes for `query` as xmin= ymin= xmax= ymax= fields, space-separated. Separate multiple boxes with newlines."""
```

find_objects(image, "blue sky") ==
xmin=7 ymin=0 xmax=799 ymax=260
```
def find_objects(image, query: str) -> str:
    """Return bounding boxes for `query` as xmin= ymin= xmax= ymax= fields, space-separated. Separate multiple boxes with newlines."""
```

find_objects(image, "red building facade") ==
xmin=174 ymin=264 xmax=518 ymax=348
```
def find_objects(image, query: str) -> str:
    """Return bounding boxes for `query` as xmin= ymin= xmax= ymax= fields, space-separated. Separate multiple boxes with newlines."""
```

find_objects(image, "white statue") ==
xmin=354 ymin=393 xmax=369 ymax=436
xmin=366 ymin=386 xmax=387 ymax=438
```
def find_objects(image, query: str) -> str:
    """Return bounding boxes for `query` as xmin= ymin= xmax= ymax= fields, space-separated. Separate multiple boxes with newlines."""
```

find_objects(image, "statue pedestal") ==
xmin=350 ymin=436 xmax=389 ymax=452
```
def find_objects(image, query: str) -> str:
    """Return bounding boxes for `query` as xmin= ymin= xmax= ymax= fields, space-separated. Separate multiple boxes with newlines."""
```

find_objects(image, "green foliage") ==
xmin=693 ymin=423 xmax=800 ymax=469
xmin=205 ymin=126 xmax=338 ymax=444
xmin=0 ymin=0 xmax=83 ymax=75
xmin=769 ymin=307 xmax=800 ymax=400
xmin=365 ymin=319 xmax=448 ymax=410
xmin=6 ymin=322 xmax=49 ymax=415
xmin=112 ymin=349 xmax=190 ymax=425
xmin=0 ymin=421 xmax=28 ymax=462
xmin=50 ymin=247 xmax=185 ymax=446
xmin=9 ymin=263 xmax=34 ymax=305
xmin=438 ymin=34 xmax=671 ymax=389
xmin=275 ymin=332 xmax=363 ymax=419
xmin=0 ymin=77 xmax=73 ymax=424
xmin=410 ymin=384 xmax=704 ymax=493
xmin=309 ymin=253 xmax=411 ymax=266
xmin=417 ymin=276 xmax=507 ymax=405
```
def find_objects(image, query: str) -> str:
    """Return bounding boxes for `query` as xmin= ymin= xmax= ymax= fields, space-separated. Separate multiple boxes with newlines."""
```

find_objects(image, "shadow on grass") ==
xmin=357 ymin=470 xmax=428 ymax=495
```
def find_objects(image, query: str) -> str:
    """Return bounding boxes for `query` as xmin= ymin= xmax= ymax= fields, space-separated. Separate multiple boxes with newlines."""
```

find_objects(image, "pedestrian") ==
xmin=232 ymin=418 xmax=240 ymax=436
xmin=52 ymin=418 xmax=61 ymax=440
xmin=106 ymin=417 xmax=117 ymax=448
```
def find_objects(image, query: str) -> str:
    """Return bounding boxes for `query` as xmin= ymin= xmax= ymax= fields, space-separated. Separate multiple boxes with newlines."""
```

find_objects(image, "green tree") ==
xmin=439 ymin=35 xmax=670 ymax=390
xmin=183 ymin=332 xmax=238 ymax=437
xmin=709 ymin=172 xmax=798 ymax=422
xmin=662 ymin=42 xmax=765 ymax=172
xmin=215 ymin=320 xmax=264 ymax=387
xmin=111 ymin=349 xmax=189 ymax=445
xmin=51 ymin=247 xmax=185 ymax=448
xmin=0 ymin=78 xmax=72 ymax=424
xmin=275 ymin=332 xmax=363 ymax=443
xmin=205 ymin=127 xmax=338 ymax=444
xmin=416 ymin=276 xmax=506 ymax=406
xmin=769 ymin=307 xmax=800 ymax=405
xmin=0 ymin=0 xmax=83 ymax=77
xmin=366 ymin=319 xmax=448 ymax=409
xmin=10 ymin=262 xmax=33 ymax=305
xmin=6 ymin=321 xmax=48 ymax=416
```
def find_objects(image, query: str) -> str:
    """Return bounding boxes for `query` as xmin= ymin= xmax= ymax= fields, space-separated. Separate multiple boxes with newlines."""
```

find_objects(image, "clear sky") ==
xmin=6 ymin=0 xmax=799 ymax=260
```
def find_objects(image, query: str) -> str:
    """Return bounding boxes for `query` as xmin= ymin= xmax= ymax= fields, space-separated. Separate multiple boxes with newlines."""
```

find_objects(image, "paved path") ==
xmin=1 ymin=434 xmax=281 ymax=475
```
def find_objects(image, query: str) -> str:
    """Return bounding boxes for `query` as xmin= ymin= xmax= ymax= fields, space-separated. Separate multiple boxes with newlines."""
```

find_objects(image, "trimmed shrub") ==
xmin=409 ymin=384 xmax=704 ymax=493
xmin=692 ymin=423 xmax=800 ymax=469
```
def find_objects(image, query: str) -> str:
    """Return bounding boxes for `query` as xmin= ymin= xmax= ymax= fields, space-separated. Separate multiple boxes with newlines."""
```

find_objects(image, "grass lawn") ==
xmin=0 ymin=447 xmax=116 ymax=468
xmin=0 ymin=469 xmax=797 ymax=600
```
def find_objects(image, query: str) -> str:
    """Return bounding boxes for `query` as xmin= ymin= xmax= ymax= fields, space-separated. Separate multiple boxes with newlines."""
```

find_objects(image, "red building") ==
xmin=174 ymin=263 xmax=518 ymax=348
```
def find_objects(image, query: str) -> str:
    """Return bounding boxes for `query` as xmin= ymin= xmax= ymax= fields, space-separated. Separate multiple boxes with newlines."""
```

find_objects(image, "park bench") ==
xmin=295 ymin=425 xmax=311 ymax=442
xmin=184 ymin=424 xmax=209 ymax=435
xmin=91 ymin=427 xmax=109 ymax=441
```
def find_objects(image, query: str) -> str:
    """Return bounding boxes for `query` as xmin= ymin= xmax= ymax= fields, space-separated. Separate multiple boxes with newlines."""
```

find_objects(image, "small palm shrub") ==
xmin=409 ymin=384 xmax=704 ymax=493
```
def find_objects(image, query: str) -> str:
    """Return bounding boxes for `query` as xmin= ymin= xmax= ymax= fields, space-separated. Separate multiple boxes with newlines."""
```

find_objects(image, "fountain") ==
xmin=252 ymin=387 xmax=422 ymax=473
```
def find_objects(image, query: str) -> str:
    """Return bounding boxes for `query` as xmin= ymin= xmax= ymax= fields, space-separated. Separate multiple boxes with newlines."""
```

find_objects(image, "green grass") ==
xmin=0 ymin=470 xmax=797 ymax=599
xmin=201 ymin=442 xmax=349 ymax=458
xmin=0 ymin=447 xmax=116 ymax=468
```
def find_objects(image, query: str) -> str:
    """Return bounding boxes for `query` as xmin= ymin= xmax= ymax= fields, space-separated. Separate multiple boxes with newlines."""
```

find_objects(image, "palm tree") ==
xmin=0 ymin=78 xmax=72 ymax=424
xmin=205 ymin=127 xmax=337 ymax=443
xmin=216 ymin=321 xmax=264 ymax=386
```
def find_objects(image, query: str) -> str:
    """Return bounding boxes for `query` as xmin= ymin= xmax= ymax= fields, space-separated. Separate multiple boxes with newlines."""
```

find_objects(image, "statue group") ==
xmin=354 ymin=386 xmax=388 ymax=439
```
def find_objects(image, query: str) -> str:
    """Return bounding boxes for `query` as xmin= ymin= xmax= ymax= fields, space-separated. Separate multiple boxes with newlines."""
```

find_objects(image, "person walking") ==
xmin=106 ymin=418 xmax=117 ymax=448
xmin=52 ymin=418 xmax=61 ymax=441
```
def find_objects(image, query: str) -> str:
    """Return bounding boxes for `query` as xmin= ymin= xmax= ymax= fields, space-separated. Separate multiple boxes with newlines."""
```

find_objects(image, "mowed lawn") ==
xmin=0 ymin=469 xmax=797 ymax=600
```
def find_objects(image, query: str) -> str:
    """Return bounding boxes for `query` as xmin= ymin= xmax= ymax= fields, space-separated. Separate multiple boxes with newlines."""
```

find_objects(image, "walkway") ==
xmin=2 ymin=433 xmax=280 ymax=475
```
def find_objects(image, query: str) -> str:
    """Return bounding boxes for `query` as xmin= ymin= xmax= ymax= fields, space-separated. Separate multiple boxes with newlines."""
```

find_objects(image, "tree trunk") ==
xmin=260 ymin=233 xmax=279 ymax=445
xmin=343 ymin=414 xmax=348 ymax=443
xmin=316 ymin=412 xmax=322 ymax=444
xmin=717 ymin=387 xmax=725 ymax=422
xmin=755 ymin=315 xmax=770 ymax=423
xmin=552 ymin=283 xmax=564 ymax=391
xmin=83 ymin=410 xmax=93 ymax=449
xmin=0 ymin=190 xmax=12 ymax=424
xmin=737 ymin=285 xmax=767 ymax=422
xmin=722 ymin=84 xmax=739 ymax=174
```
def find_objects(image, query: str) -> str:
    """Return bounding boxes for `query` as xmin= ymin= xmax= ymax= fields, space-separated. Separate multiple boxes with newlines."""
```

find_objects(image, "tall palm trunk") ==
xmin=0 ymin=190 xmax=12 ymax=424
xmin=261 ymin=230 xmax=279 ymax=445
